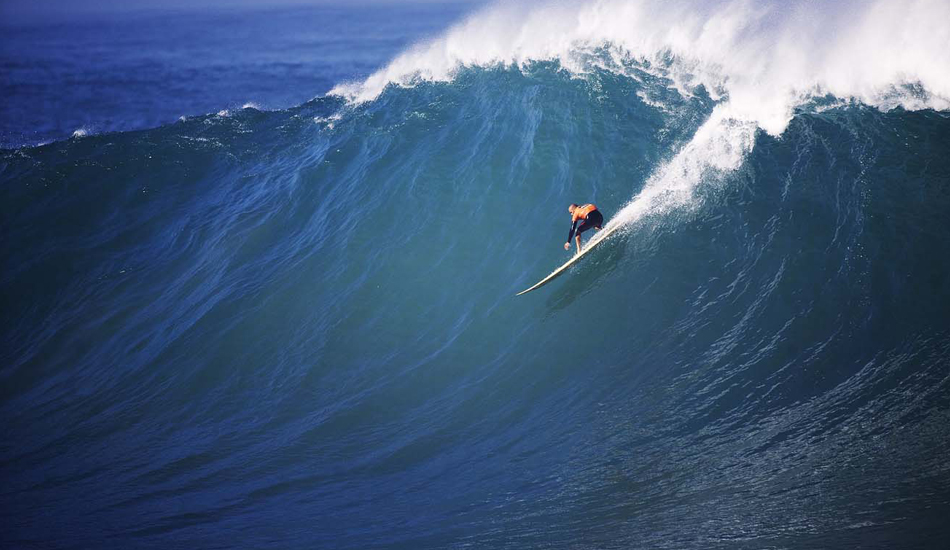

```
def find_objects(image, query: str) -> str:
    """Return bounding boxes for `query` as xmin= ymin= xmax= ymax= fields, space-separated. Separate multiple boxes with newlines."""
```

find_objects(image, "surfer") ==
xmin=564 ymin=203 xmax=603 ymax=254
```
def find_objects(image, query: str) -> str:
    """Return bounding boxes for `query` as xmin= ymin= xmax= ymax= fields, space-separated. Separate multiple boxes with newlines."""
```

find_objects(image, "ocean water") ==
xmin=3 ymin=1 xmax=950 ymax=549
xmin=0 ymin=3 xmax=471 ymax=147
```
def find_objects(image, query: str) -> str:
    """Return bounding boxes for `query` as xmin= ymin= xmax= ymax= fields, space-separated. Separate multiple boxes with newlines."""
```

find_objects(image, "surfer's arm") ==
xmin=566 ymin=220 xmax=579 ymax=244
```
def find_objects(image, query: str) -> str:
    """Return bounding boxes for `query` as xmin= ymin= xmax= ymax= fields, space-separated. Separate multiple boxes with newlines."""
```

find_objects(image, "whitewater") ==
xmin=334 ymin=0 xmax=950 ymax=239
xmin=2 ymin=1 xmax=950 ymax=548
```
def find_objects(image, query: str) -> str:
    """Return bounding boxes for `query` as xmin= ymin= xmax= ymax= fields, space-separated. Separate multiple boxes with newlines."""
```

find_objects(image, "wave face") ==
xmin=3 ymin=1 xmax=950 ymax=548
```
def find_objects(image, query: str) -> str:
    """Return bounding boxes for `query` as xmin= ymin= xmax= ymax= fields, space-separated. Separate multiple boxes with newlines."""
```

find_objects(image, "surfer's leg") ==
xmin=591 ymin=210 xmax=604 ymax=229
xmin=575 ymin=220 xmax=594 ymax=253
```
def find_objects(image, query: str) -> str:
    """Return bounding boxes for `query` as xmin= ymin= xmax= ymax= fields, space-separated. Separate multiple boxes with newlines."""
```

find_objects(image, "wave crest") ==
xmin=332 ymin=0 xmax=950 ymax=135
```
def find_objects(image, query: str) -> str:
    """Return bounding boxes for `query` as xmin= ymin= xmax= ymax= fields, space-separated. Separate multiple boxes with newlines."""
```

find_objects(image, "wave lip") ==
xmin=332 ymin=0 xmax=950 ymax=134
xmin=330 ymin=0 xmax=950 ymax=247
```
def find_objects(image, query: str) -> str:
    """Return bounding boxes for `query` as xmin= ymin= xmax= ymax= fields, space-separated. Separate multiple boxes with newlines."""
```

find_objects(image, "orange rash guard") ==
xmin=571 ymin=204 xmax=598 ymax=222
xmin=567 ymin=204 xmax=598 ymax=242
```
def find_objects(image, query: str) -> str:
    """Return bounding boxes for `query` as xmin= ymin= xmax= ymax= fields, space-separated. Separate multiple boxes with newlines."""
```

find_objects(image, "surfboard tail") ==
xmin=516 ymin=222 xmax=620 ymax=296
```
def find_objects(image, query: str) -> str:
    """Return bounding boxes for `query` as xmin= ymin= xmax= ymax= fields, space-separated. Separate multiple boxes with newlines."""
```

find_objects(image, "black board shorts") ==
xmin=576 ymin=210 xmax=603 ymax=236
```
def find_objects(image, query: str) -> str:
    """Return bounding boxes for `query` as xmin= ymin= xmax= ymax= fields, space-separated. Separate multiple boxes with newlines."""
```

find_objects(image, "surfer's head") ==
xmin=568 ymin=203 xmax=578 ymax=214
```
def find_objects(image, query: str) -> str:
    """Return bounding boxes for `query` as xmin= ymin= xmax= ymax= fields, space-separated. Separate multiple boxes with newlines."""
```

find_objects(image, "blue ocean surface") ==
xmin=0 ymin=3 xmax=472 ymax=147
xmin=2 ymin=1 xmax=950 ymax=549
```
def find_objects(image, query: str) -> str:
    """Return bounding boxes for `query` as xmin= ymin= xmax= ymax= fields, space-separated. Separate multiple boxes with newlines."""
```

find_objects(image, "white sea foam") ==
xmin=314 ymin=113 xmax=343 ymax=129
xmin=607 ymin=106 xmax=758 ymax=231
xmin=71 ymin=127 xmax=90 ymax=138
xmin=333 ymin=0 xmax=949 ymax=123
xmin=332 ymin=0 xmax=949 ymax=231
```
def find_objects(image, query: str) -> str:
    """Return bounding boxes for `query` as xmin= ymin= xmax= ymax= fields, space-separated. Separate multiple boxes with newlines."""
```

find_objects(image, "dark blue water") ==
xmin=0 ymin=3 xmax=473 ymax=148
xmin=3 ymin=2 xmax=950 ymax=549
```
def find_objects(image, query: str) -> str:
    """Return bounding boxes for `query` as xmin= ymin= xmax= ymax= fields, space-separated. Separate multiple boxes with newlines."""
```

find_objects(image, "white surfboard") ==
xmin=516 ymin=219 xmax=622 ymax=296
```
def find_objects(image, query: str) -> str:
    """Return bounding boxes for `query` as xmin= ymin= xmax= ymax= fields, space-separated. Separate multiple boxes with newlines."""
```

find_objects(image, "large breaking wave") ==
xmin=334 ymin=0 xmax=950 ymax=244
xmin=2 ymin=1 xmax=950 ymax=548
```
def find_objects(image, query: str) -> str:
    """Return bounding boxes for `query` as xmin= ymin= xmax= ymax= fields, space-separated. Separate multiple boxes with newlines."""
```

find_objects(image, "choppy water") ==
xmin=3 ymin=1 xmax=950 ymax=549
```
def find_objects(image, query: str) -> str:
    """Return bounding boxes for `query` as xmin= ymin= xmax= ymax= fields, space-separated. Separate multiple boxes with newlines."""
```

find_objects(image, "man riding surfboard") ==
xmin=564 ymin=203 xmax=603 ymax=255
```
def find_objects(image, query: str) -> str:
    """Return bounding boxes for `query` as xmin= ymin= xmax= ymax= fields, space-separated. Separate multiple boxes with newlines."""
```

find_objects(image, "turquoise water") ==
xmin=3 ymin=1 xmax=950 ymax=548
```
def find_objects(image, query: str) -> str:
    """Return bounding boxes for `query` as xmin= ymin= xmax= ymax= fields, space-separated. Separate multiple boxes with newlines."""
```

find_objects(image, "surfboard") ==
xmin=516 ymin=220 xmax=622 ymax=296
